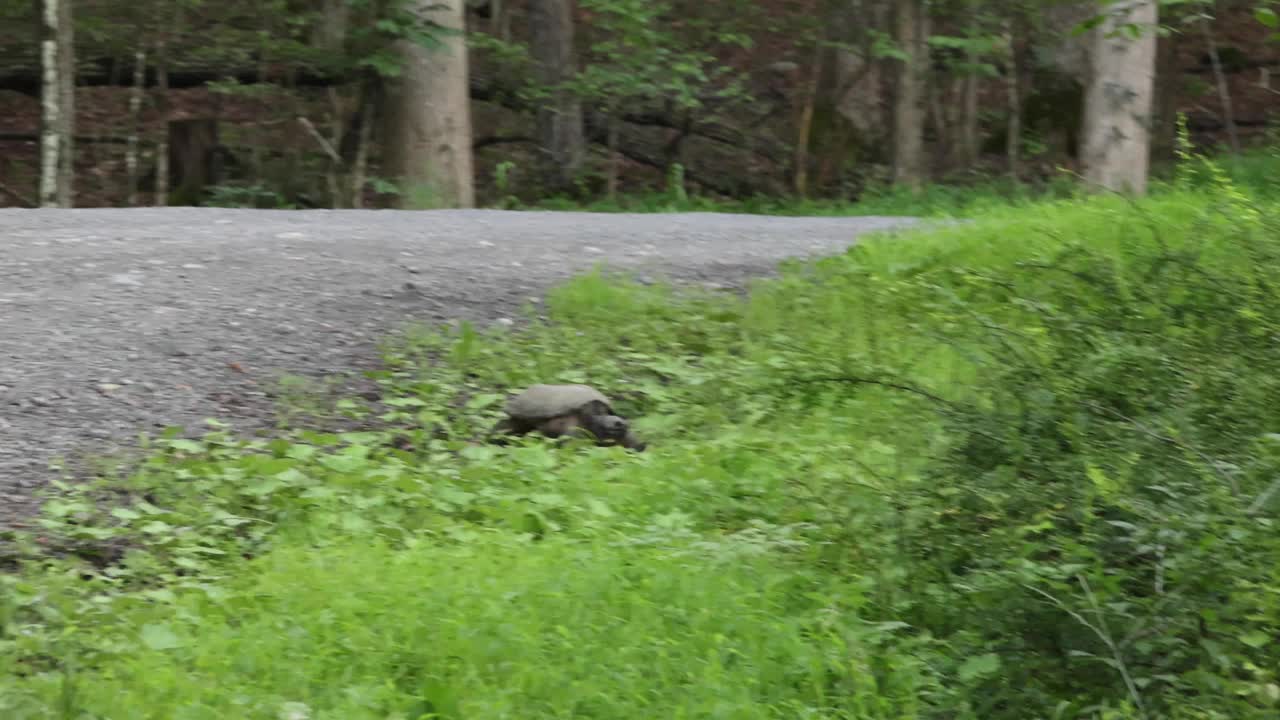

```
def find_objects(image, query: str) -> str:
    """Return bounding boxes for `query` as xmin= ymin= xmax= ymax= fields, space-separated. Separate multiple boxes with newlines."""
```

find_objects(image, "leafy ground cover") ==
xmin=2 ymin=144 xmax=1280 ymax=719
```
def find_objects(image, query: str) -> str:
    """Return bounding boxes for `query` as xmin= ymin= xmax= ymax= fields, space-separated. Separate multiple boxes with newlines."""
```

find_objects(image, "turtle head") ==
xmin=582 ymin=414 xmax=647 ymax=451
xmin=582 ymin=413 xmax=630 ymax=442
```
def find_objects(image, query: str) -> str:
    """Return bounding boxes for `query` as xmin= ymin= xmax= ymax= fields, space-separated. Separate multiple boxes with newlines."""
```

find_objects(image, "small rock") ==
xmin=110 ymin=273 xmax=144 ymax=287
xmin=96 ymin=383 xmax=122 ymax=395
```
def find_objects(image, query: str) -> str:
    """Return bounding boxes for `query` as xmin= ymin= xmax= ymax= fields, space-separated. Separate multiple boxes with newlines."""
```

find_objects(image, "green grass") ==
xmin=4 ymin=148 xmax=1280 ymax=719
xmin=8 ymin=538 xmax=923 ymax=719
xmin=527 ymin=146 xmax=1279 ymax=219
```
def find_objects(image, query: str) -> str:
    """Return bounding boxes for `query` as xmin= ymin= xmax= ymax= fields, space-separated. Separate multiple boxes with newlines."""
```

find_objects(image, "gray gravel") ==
xmin=0 ymin=207 xmax=921 ymax=527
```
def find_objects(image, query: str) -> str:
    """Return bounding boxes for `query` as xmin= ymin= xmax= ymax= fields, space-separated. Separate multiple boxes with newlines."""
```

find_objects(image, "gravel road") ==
xmin=0 ymin=208 xmax=921 ymax=527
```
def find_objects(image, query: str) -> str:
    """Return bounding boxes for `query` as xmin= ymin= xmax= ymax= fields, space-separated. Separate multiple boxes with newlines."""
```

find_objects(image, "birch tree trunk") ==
xmin=891 ymin=0 xmax=928 ymax=189
xmin=1080 ymin=0 xmax=1158 ymax=195
xmin=381 ymin=0 xmax=474 ymax=208
xmin=38 ymin=0 xmax=74 ymax=207
xmin=528 ymin=0 xmax=585 ymax=195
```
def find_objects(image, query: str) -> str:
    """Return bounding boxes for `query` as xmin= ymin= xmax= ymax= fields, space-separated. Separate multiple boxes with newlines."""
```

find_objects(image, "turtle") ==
xmin=491 ymin=383 xmax=646 ymax=451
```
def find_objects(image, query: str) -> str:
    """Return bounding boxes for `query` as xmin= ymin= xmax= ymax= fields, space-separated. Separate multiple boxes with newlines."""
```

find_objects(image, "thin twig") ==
xmin=793 ymin=374 xmax=954 ymax=407
xmin=1085 ymin=401 xmax=1239 ymax=498
xmin=1246 ymin=476 xmax=1280 ymax=516
xmin=1025 ymin=580 xmax=1147 ymax=718
xmin=1078 ymin=575 xmax=1148 ymax=718
xmin=0 ymin=179 xmax=36 ymax=207
xmin=295 ymin=116 xmax=341 ymax=163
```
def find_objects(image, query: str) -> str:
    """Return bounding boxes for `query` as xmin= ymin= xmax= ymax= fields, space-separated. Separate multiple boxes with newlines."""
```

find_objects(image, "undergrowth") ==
xmin=2 ymin=148 xmax=1280 ymax=719
xmin=528 ymin=146 xmax=1278 ymax=218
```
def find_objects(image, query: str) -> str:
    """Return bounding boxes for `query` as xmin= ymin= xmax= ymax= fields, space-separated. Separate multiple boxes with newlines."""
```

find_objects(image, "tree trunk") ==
xmin=891 ymin=0 xmax=927 ymax=190
xmin=1199 ymin=17 xmax=1239 ymax=155
xmin=38 ymin=0 xmax=74 ymax=207
xmin=959 ymin=50 xmax=981 ymax=168
xmin=793 ymin=43 xmax=822 ymax=197
xmin=1006 ymin=17 xmax=1028 ymax=180
xmin=1150 ymin=25 xmax=1180 ymax=164
xmin=1006 ymin=55 xmax=1022 ymax=179
xmin=381 ymin=0 xmax=474 ymax=208
xmin=606 ymin=113 xmax=620 ymax=200
xmin=350 ymin=90 xmax=372 ymax=208
xmin=1081 ymin=0 xmax=1158 ymax=195
xmin=491 ymin=0 xmax=511 ymax=41
xmin=56 ymin=0 xmax=74 ymax=206
xmin=314 ymin=0 xmax=349 ymax=54
xmin=168 ymin=118 xmax=220 ymax=205
xmin=528 ymin=0 xmax=585 ymax=196
xmin=126 ymin=48 xmax=146 ymax=206
xmin=154 ymin=9 xmax=172 ymax=206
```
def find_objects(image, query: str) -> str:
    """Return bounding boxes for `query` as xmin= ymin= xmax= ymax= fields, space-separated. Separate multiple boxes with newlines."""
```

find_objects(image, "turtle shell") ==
xmin=504 ymin=384 xmax=615 ymax=422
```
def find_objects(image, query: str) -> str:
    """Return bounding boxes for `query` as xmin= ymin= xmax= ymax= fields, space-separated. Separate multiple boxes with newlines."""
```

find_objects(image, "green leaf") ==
xmin=1086 ymin=464 xmax=1118 ymax=496
xmin=1241 ymin=630 xmax=1271 ymax=648
xmin=958 ymin=653 xmax=1002 ymax=681
xmin=274 ymin=468 xmax=310 ymax=486
xmin=1072 ymin=14 xmax=1107 ymax=36
xmin=286 ymin=444 xmax=318 ymax=460
xmin=166 ymin=439 xmax=206 ymax=453
xmin=460 ymin=445 xmax=496 ymax=462
xmin=140 ymin=623 xmax=183 ymax=650
xmin=466 ymin=393 xmax=504 ymax=410
xmin=383 ymin=397 xmax=427 ymax=408
xmin=1256 ymin=7 xmax=1279 ymax=28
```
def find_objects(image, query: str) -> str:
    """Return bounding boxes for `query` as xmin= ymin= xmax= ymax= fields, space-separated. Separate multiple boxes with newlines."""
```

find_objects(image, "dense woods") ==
xmin=0 ymin=0 xmax=1276 ymax=209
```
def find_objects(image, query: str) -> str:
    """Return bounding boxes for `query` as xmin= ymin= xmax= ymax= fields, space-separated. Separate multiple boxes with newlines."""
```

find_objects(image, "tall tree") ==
xmin=382 ymin=0 xmax=475 ymax=208
xmin=1080 ymin=0 xmax=1158 ymax=194
xmin=891 ymin=0 xmax=928 ymax=189
xmin=528 ymin=0 xmax=586 ymax=195
xmin=38 ymin=0 xmax=75 ymax=207
xmin=314 ymin=0 xmax=349 ymax=54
